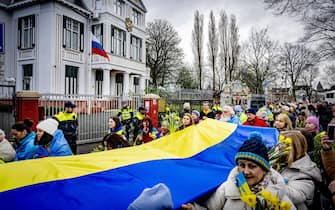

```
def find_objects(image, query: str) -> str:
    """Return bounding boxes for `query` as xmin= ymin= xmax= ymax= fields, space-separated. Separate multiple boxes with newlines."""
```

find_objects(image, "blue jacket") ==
xmin=15 ymin=132 xmax=38 ymax=161
xmin=228 ymin=115 xmax=241 ymax=124
xmin=34 ymin=129 xmax=73 ymax=158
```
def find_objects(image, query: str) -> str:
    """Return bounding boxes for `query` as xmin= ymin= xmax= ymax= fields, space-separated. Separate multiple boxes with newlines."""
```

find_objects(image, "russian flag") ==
xmin=91 ymin=33 xmax=109 ymax=61
xmin=0 ymin=119 xmax=278 ymax=210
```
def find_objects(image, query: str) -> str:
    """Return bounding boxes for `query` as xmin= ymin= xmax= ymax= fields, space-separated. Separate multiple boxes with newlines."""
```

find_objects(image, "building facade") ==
xmin=0 ymin=0 xmax=149 ymax=96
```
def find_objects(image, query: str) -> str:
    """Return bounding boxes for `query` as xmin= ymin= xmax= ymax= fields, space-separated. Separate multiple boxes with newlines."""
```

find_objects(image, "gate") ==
xmin=0 ymin=83 xmax=16 ymax=138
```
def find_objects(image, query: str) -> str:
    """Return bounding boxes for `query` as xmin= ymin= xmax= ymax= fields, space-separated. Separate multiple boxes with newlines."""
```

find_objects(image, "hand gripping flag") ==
xmin=91 ymin=33 xmax=109 ymax=61
xmin=0 ymin=119 xmax=278 ymax=210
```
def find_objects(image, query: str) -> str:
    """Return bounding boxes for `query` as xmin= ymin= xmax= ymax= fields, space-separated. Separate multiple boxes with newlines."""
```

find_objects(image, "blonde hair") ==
xmin=280 ymin=130 xmax=307 ymax=166
xmin=276 ymin=113 xmax=293 ymax=130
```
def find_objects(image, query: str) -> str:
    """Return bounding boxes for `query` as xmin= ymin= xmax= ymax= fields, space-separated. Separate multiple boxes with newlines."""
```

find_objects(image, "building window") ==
xmin=22 ymin=64 xmax=33 ymax=90
xmin=113 ymin=0 xmax=124 ymax=17
xmin=132 ymin=9 xmax=141 ymax=26
xmin=65 ymin=65 xmax=78 ymax=95
xmin=130 ymin=35 xmax=142 ymax=61
xmin=95 ymin=70 xmax=103 ymax=96
xmin=18 ymin=15 xmax=35 ymax=49
xmin=116 ymin=73 xmax=123 ymax=96
xmin=111 ymin=26 xmax=126 ymax=56
xmin=63 ymin=16 xmax=84 ymax=51
xmin=326 ymin=93 xmax=334 ymax=98
xmin=134 ymin=77 xmax=139 ymax=94
xmin=92 ymin=24 xmax=103 ymax=45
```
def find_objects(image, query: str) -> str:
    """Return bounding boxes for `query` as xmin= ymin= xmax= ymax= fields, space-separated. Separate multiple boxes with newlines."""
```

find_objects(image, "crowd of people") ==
xmin=1 ymin=99 xmax=335 ymax=209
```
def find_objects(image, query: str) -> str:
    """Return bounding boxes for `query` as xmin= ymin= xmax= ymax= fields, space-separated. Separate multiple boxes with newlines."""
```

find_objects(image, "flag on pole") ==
xmin=91 ymin=33 xmax=109 ymax=61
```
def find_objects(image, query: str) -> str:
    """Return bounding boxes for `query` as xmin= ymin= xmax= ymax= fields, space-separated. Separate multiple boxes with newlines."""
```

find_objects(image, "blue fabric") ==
xmin=2 ymin=125 xmax=278 ymax=210
xmin=110 ymin=125 xmax=124 ymax=134
xmin=228 ymin=115 xmax=241 ymax=124
xmin=15 ymin=132 xmax=38 ymax=161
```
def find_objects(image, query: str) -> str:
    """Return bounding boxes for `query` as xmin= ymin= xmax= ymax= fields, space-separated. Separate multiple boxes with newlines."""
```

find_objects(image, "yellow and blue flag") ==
xmin=0 ymin=119 xmax=278 ymax=210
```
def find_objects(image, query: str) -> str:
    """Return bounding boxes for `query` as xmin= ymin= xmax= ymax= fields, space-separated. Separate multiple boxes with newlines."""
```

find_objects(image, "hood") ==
xmin=290 ymin=155 xmax=322 ymax=182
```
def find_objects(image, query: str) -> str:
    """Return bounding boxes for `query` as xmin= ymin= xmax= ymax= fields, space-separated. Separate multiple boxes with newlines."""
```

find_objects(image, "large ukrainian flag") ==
xmin=0 ymin=119 xmax=278 ymax=210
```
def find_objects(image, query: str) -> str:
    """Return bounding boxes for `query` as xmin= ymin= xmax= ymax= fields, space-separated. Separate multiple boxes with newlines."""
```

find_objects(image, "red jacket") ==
xmin=243 ymin=116 xmax=268 ymax=127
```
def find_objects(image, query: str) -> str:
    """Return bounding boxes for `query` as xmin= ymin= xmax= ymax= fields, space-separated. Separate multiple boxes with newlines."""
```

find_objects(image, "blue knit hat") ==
xmin=235 ymin=132 xmax=270 ymax=172
xmin=127 ymin=183 xmax=173 ymax=210
xmin=246 ymin=108 xmax=257 ymax=115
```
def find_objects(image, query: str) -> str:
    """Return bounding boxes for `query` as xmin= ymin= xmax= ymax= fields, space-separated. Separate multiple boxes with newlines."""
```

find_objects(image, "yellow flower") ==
xmin=279 ymin=135 xmax=285 ymax=142
xmin=241 ymin=194 xmax=257 ymax=209
xmin=280 ymin=201 xmax=292 ymax=210
xmin=269 ymin=194 xmax=280 ymax=207
xmin=284 ymin=146 xmax=292 ymax=151
xmin=260 ymin=189 xmax=272 ymax=202
xmin=284 ymin=137 xmax=292 ymax=145
xmin=165 ymin=107 xmax=170 ymax=112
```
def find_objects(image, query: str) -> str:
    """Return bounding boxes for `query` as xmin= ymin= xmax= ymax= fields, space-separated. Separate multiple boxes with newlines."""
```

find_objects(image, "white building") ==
xmin=0 ymin=0 xmax=149 ymax=96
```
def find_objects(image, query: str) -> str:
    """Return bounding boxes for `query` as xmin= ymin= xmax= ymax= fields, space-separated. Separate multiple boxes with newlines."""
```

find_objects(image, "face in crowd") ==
xmin=203 ymin=103 xmax=210 ymax=111
xmin=237 ymin=159 xmax=266 ymax=187
xmin=247 ymin=113 xmax=256 ymax=122
xmin=108 ymin=118 xmax=116 ymax=129
xmin=182 ymin=115 xmax=193 ymax=127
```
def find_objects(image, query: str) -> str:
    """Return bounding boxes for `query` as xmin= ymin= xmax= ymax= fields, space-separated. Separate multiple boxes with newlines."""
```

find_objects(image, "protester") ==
xmin=274 ymin=113 xmax=293 ymax=132
xmin=191 ymin=110 xmax=200 ymax=124
xmin=182 ymin=132 xmax=295 ymax=210
xmin=271 ymin=131 xmax=321 ymax=210
xmin=243 ymin=108 xmax=268 ymax=127
xmin=295 ymin=112 xmax=307 ymax=128
xmin=134 ymin=117 xmax=160 ymax=144
xmin=102 ymin=133 xmax=130 ymax=150
xmin=178 ymin=113 xmax=194 ymax=131
xmin=159 ymin=121 xmax=170 ymax=137
xmin=234 ymin=105 xmax=247 ymax=124
xmin=54 ymin=101 xmax=78 ymax=154
xmin=180 ymin=102 xmax=191 ymax=118
xmin=219 ymin=106 xmax=240 ymax=124
xmin=34 ymin=118 xmax=72 ymax=158
xmin=108 ymin=116 xmax=125 ymax=136
xmin=0 ymin=129 xmax=16 ymax=163
xmin=200 ymin=101 xmax=215 ymax=120
xmin=11 ymin=119 xmax=39 ymax=161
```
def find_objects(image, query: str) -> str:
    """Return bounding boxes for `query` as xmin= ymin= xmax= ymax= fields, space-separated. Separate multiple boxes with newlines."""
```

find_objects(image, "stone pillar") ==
xmin=15 ymin=91 xmax=41 ymax=131
xmin=123 ymin=72 xmax=129 ymax=96
xmin=103 ymin=69 xmax=110 ymax=95
xmin=139 ymin=75 xmax=146 ymax=95
xmin=110 ymin=71 xmax=116 ymax=96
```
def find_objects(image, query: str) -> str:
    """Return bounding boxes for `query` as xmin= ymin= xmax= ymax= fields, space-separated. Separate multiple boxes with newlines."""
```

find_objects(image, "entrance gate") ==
xmin=0 ymin=84 xmax=16 ymax=138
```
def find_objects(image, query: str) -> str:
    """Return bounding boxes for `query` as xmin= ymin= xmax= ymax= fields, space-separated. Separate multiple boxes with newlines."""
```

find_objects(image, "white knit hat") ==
xmin=37 ymin=118 xmax=59 ymax=135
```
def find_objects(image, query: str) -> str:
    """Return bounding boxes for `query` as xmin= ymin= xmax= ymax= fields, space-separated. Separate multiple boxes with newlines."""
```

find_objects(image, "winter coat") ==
xmin=192 ymin=167 xmax=296 ymax=210
xmin=14 ymin=132 xmax=39 ymax=161
xmin=34 ymin=129 xmax=73 ymax=158
xmin=0 ymin=139 xmax=16 ymax=162
xmin=280 ymin=154 xmax=322 ymax=210
xmin=243 ymin=116 xmax=268 ymax=127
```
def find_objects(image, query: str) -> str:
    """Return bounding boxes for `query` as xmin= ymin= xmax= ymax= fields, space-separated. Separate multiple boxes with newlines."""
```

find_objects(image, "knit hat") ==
xmin=235 ymin=132 xmax=270 ymax=172
xmin=64 ymin=101 xmax=76 ymax=108
xmin=127 ymin=183 xmax=174 ymax=210
xmin=234 ymin=105 xmax=242 ymax=113
xmin=37 ymin=118 xmax=59 ymax=135
xmin=246 ymin=108 xmax=257 ymax=115
xmin=306 ymin=116 xmax=319 ymax=133
xmin=192 ymin=110 xmax=200 ymax=118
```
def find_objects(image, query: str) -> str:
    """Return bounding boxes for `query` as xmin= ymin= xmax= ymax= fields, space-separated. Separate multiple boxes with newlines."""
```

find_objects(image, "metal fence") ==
xmin=0 ymin=83 xmax=16 ymax=137
xmin=39 ymin=94 xmax=143 ymax=145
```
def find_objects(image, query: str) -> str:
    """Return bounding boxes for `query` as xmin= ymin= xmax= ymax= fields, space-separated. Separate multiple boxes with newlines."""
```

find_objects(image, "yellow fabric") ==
xmin=240 ymin=112 xmax=247 ymax=123
xmin=55 ymin=112 xmax=77 ymax=122
xmin=136 ymin=112 xmax=144 ymax=121
xmin=121 ymin=108 xmax=132 ymax=120
xmin=0 ymin=119 xmax=237 ymax=192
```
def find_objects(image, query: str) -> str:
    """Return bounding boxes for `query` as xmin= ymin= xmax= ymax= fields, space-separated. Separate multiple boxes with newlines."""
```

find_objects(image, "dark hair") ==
xmin=110 ymin=116 xmax=121 ymax=129
xmin=35 ymin=132 xmax=53 ymax=146
xmin=143 ymin=117 xmax=153 ymax=129
xmin=11 ymin=118 xmax=34 ymax=133
xmin=103 ymin=133 xmax=129 ymax=149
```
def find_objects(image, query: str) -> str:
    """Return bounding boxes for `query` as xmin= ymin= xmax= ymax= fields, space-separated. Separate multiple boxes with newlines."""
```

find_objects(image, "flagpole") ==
xmin=88 ymin=19 xmax=92 ymax=115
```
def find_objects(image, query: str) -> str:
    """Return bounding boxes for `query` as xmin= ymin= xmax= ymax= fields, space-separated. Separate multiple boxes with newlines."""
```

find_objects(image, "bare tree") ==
xmin=241 ymin=28 xmax=278 ymax=94
xmin=192 ymin=10 xmax=204 ymax=90
xmin=300 ymin=66 xmax=319 ymax=102
xmin=218 ymin=10 xmax=229 ymax=87
xmin=319 ymin=65 xmax=335 ymax=88
xmin=207 ymin=10 xmax=218 ymax=90
xmin=278 ymin=43 xmax=319 ymax=100
xmin=264 ymin=0 xmax=335 ymax=60
xmin=228 ymin=14 xmax=240 ymax=82
xmin=146 ymin=19 xmax=184 ymax=88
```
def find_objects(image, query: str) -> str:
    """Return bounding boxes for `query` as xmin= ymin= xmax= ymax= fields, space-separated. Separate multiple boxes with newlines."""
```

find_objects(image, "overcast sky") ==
xmin=142 ymin=0 xmax=304 ymax=65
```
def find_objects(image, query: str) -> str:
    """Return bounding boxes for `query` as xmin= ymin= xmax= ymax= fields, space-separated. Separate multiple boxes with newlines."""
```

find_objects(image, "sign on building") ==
xmin=0 ymin=23 xmax=4 ymax=53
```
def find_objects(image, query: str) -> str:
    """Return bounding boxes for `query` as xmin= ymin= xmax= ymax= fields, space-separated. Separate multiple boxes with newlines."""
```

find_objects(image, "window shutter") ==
xmin=123 ymin=31 xmax=126 ymax=56
xmin=32 ymin=15 xmax=35 ymax=47
xmin=17 ymin=18 xmax=22 ymax=49
xmin=80 ymin=22 xmax=84 ymax=52
xmin=63 ymin=16 xmax=66 ymax=48
xmin=91 ymin=25 xmax=95 ymax=34
xmin=111 ymin=25 xmax=114 ymax=53
xmin=101 ymin=23 xmax=103 ymax=45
